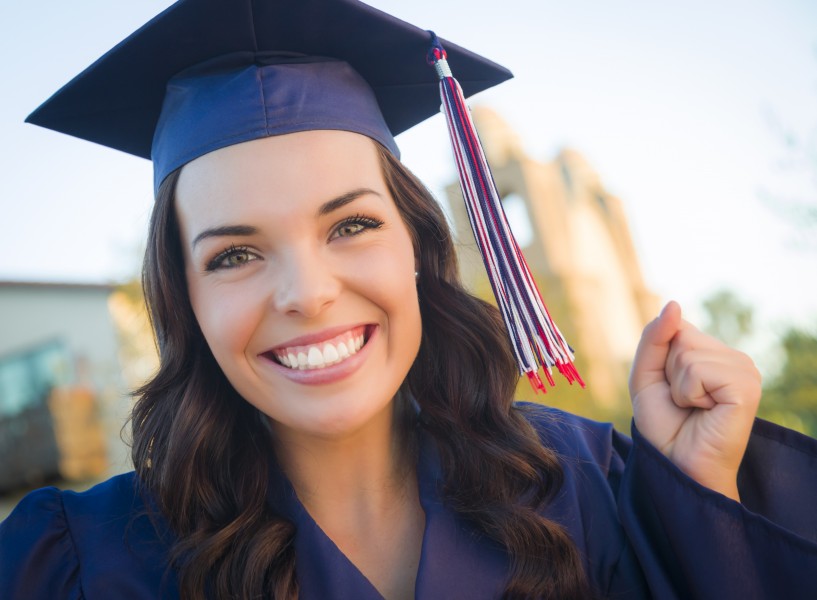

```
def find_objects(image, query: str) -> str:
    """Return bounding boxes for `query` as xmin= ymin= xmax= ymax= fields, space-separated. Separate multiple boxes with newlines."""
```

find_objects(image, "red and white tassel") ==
xmin=427 ymin=34 xmax=584 ymax=392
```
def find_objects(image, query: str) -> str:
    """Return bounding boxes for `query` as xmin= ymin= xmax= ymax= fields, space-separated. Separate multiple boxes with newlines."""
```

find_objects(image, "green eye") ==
xmin=206 ymin=245 xmax=259 ymax=271
xmin=337 ymin=223 xmax=366 ymax=237
xmin=332 ymin=215 xmax=384 ymax=239
xmin=225 ymin=250 xmax=252 ymax=266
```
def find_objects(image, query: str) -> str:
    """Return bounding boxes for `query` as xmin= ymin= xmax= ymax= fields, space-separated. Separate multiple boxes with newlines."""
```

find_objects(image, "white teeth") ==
xmin=323 ymin=343 xmax=339 ymax=364
xmin=273 ymin=328 xmax=369 ymax=370
xmin=307 ymin=347 xmax=324 ymax=368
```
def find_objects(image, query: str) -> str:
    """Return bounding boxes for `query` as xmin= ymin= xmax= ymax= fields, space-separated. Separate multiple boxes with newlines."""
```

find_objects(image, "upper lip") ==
xmin=262 ymin=323 xmax=371 ymax=353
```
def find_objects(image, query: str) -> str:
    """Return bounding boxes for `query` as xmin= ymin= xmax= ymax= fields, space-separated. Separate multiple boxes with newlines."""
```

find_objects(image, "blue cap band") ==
xmin=152 ymin=52 xmax=400 ymax=192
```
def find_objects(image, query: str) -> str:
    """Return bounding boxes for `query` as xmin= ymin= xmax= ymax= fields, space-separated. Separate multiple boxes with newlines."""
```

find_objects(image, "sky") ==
xmin=1 ymin=0 xmax=815 ymax=373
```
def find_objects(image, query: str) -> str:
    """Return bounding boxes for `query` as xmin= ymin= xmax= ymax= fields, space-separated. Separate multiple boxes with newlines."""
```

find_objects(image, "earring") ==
xmin=414 ymin=271 xmax=419 ymax=280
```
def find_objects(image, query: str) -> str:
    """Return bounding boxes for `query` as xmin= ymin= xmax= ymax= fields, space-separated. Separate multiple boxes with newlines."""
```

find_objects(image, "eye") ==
xmin=205 ymin=245 xmax=260 ymax=271
xmin=331 ymin=215 xmax=384 ymax=240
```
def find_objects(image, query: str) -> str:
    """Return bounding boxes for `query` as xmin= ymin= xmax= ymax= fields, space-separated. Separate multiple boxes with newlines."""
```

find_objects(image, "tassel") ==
xmin=427 ymin=33 xmax=584 ymax=392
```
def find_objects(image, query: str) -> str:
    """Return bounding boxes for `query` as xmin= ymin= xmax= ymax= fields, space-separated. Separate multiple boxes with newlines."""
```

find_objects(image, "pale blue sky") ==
xmin=1 ymin=0 xmax=815 ymax=369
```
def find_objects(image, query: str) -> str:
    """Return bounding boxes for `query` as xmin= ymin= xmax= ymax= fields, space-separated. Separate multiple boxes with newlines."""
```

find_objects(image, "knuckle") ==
xmin=670 ymin=347 xmax=695 ymax=373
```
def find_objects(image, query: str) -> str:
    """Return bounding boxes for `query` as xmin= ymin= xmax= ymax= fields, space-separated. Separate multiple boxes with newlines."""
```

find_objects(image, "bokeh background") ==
xmin=1 ymin=0 xmax=815 ymax=514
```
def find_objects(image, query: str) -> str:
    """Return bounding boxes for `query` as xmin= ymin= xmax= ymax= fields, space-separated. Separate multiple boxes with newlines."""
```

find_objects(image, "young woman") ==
xmin=2 ymin=0 xmax=816 ymax=598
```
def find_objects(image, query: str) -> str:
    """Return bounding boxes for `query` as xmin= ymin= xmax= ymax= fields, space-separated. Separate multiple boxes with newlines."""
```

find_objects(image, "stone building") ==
xmin=446 ymin=108 xmax=660 ymax=423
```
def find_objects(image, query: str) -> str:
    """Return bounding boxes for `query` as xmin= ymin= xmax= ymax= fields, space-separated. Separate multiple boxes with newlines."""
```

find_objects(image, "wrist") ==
xmin=680 ymin=465 xmax=741 ymax=502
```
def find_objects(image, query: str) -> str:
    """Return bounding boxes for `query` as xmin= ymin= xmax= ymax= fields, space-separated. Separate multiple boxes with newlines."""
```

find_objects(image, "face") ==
xmin=175 ymin=130 xmax=422 ymax=441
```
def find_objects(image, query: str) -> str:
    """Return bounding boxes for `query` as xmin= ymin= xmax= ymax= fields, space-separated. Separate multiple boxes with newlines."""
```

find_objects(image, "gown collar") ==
xmin=267 ymin=426 xmax=509 ymax=599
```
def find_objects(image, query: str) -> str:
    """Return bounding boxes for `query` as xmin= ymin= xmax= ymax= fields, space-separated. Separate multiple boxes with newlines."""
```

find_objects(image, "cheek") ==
xmin=187 ymin=278 xmax=264 ymax=360
xmin=363 ymin=238 xmax=422 ymax=347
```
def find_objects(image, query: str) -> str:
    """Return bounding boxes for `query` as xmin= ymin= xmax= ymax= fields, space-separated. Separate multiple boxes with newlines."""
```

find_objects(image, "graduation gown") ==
xmin=2 ymin=403 xmax=816 ymax=599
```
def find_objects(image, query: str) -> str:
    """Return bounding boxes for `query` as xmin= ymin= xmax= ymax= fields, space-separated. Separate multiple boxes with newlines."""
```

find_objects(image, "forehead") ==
xmin=175 ymin=130 xmax=388 ymax=224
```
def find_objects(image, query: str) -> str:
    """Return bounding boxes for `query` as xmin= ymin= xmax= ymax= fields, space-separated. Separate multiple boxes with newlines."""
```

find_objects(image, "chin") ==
xmin=258 ymin=390 xmax=397 ymax=441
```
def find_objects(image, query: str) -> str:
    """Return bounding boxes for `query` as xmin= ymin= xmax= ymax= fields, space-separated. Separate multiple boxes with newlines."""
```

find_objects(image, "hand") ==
xmin=629 ymin=301 xmax=761 ymax=501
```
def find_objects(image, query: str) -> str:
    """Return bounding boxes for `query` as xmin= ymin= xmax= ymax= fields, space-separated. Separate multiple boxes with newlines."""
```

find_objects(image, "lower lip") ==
xmin=259 ymin=325 xmax=378 ymax=386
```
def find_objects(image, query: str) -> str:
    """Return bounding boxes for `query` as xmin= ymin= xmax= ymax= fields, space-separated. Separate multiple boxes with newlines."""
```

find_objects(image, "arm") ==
xmin=629 ymin=301 xmax=760 ymax=500
xmin=615 ymin=419 xmax=817 ymax=599
xmin=618 ymin=302 xmax=817 ymax=597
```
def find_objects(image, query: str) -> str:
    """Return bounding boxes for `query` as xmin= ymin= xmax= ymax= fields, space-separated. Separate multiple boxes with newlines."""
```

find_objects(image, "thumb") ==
xmin=629 ymin=300 xmax=683 ymax=396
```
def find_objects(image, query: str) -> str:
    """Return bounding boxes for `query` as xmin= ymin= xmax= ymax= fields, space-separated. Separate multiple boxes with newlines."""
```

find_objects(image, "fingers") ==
xmin=666 ymin=344 xmax=761 ymax=412
xmin=667 ymin=350 xmax=740 ymax=409
xmin=629 ymin=300 xmax=683 ymax=396
xmin=631 ymin=300 xmax=762 ymax=415
xmin=630 ymin=301 xmax=762 ymax=501
xmin=665 ymin=324 xmax=724 ymax=408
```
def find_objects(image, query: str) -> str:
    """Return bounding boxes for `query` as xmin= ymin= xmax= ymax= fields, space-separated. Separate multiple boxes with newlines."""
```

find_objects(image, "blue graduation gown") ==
xmin=2 ymin=404 xmax=816 ymax=599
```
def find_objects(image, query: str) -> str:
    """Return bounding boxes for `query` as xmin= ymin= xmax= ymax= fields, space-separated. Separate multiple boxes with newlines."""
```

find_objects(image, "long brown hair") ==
xmin=132 ymin=143 xmax=589 ymax=599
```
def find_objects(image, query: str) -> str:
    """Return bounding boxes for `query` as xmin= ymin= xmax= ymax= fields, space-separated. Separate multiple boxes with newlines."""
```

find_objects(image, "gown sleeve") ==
xmin=0 ymin=487 xmax=83 ymax=599
xmin=613 ymin=418 xmax=817 ymax=599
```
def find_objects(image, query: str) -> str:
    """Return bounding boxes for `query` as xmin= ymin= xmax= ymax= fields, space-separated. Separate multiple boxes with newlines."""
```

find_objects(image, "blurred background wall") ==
xmin=0 ymin=280 xmax=155 ymax=518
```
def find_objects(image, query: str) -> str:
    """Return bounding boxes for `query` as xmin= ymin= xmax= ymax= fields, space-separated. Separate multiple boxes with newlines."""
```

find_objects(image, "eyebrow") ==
xmin=192 ymin=224 xmax=258 ymax=249
xmin=317 ymin=188 xmax=381 ymax=216
xmin=191 ymin=188 xmax=381 ymax=249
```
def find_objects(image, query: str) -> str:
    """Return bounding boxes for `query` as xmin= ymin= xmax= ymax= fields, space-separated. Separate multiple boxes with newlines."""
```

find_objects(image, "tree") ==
xmin=759 ymin=326 xmax=817 ymax=437
xmin=701 ymin=289 xmax=753 ymax=348
xmin=108 ymin=277 xmax=158 ymax=391
xmin=700 ymin=288 xmax=817 ymax=435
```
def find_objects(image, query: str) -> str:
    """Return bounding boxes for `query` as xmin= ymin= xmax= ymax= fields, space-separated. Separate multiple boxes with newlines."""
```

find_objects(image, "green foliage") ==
xmin=701 ymin=288 xmax=817 ymax=437
xmin=759 ymin=327 xmax=817 ymax=437
xmin=702 ymin=289 xmax=753 ymax=347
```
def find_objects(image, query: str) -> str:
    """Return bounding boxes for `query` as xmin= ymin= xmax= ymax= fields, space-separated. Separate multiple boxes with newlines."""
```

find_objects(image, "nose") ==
xmin=270 ymin=246 xmax=341 ymax=318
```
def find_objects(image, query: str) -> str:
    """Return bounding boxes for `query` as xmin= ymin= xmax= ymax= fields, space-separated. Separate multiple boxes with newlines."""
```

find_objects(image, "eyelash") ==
xmin=204 ymin=215 xmax=384 ymax=272
xmin=331 ymin=214 xmax=384 ymax=239
xmin=205 ymin=244 xmax=257 ymax=272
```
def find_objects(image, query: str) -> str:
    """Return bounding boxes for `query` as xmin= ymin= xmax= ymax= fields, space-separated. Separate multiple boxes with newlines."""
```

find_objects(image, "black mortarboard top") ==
xmin=26 ymin=0 xmax=512 ymax=191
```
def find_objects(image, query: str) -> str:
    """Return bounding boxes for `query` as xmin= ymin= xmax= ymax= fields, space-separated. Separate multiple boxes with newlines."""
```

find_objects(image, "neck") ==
xmin=271 ymin=399 xmax=424 ymax=600
xmin=272 ymin=400 xmax=413 ymax=517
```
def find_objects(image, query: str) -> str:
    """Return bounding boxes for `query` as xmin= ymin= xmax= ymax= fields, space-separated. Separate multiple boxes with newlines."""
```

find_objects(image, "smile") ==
xmin=267 ymin=325 xmax=369 ymax=370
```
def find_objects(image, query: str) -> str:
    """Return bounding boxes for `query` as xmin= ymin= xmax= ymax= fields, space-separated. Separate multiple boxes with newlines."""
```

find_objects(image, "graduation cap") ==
xmin=26 ymin=0 xmax=510 ymax=190
xmin=28 ymin=0 xmax=582 ymax=391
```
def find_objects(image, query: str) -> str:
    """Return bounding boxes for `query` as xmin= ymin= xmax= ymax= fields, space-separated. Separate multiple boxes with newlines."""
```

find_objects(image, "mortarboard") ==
xmin=26 ymin=0 xmax=511 ymax=192
xmin=27 ymin=0 xmax=581 ymax=391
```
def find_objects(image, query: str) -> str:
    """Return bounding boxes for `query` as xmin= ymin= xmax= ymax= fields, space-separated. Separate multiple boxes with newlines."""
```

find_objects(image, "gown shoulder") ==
xmin=0 ymin=472 xmax=176 ymax=600
xmin=0 ymin=484 xmax=82 ymax=599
